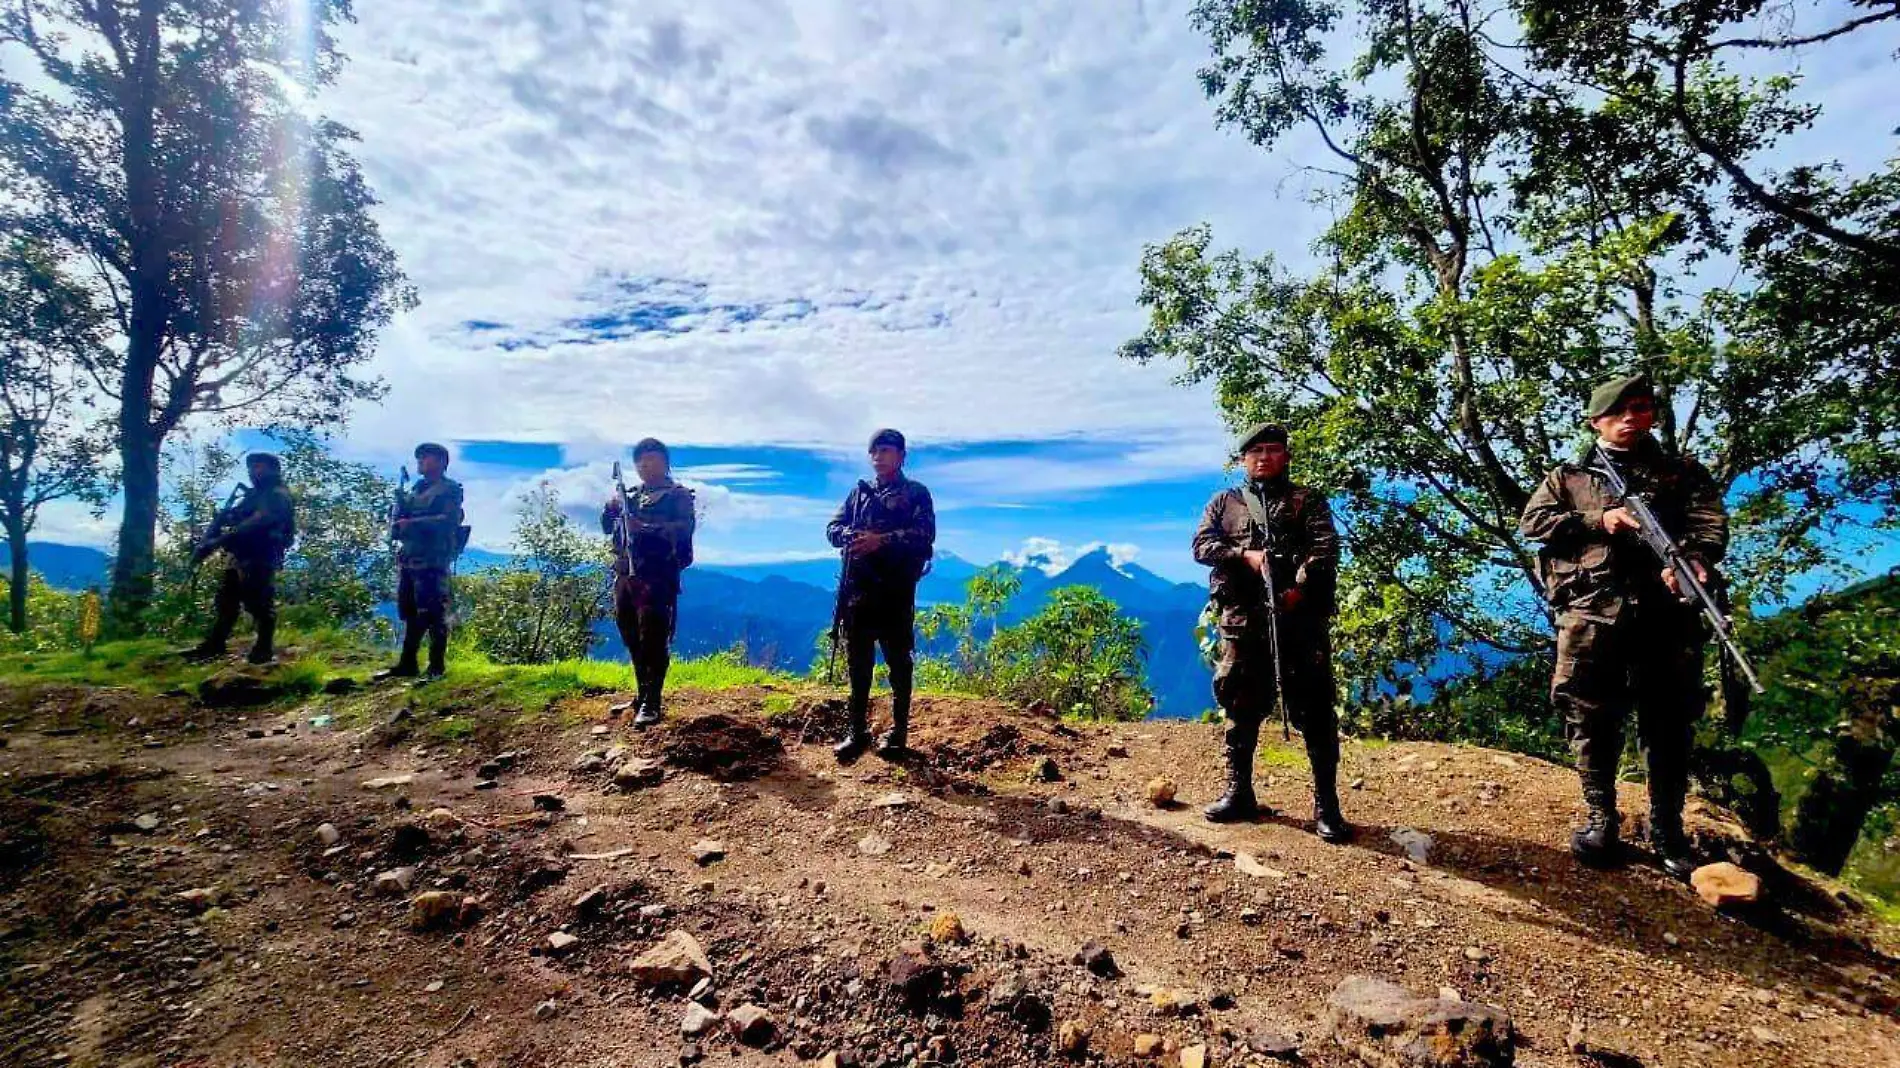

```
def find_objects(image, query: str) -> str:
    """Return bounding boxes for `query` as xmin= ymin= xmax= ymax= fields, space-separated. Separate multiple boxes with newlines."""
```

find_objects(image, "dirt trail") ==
xmin=0 ymin=679 xmax=1894 ymax=1068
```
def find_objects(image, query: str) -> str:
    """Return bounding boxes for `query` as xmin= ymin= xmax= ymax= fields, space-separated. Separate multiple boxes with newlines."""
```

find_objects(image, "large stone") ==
xmin=680 ymin=1002 xmax=720 ymax=1038
xmin=361 ymin=774 xmax=414 ymax=791
xmin=1146 ymin=777 xmax=1178 ymax=806
xmin=1073 ymin=940 xmax=1120 ymax=978
xmin=1179 ymin=1045 xmax=1208 ymax=1068
xmin=545 ymin=931 xmax=580 ymax=956
xmin=1690 ymin=863 xmax=1762 ymax=908
xmin=1056 ymin=1020 xmax=1091 ymax=1058
xmin=629 ymin=930 xmax=714 ymax=989
xmin=315 ymin=822 xmax=341 ymax=846
xmin=887 ymin=943 xmax=949 ymax=1007
xmin=1326 ymin=975 xmax=1514 ymax=1067
xmin=614 ymin=758 xmax=665 ymax=789
xmin=929 ymin=911 xmax=968 ymax=945
xmin=410 ymin=891 xmax=470 ymax=931
xmin=374 ymin=867 xmax=418 ymax=896
xmin=727 ymin=1004 xmax=775 ymax=1047
xmin=690 ymin=839 xmax=726 ymax=866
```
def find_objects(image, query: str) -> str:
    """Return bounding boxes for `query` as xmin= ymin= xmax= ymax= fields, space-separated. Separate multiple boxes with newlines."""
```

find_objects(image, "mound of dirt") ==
xmin=661 ymin=713 xmax=785 ymax=781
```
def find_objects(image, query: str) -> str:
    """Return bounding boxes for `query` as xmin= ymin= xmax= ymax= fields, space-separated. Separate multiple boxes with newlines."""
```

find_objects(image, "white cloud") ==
xmin=20 ymin=499 xmax=117 ymax=549
xmin=1003 ymin=536 xmax=1141 ymax=576
xmin=313 ymin=1 xmax=1319 ymax=460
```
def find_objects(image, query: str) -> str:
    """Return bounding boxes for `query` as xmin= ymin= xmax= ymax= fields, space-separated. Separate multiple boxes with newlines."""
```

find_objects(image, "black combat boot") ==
xmin=1649 ymin=810 xmax=1697 ymax=881
xmin=375 ymin=624 xmax=423 ymax=681
xmin=422 ymin=620 xmax=448 ymax=682
xmin=1204 ymin=728 xmax=1259 ymax=823
xmin=633 ymin=654 xmax=665 ymax=728
xmin=1311 ymin=764 xmax=1353 ymax=844
xmin=1571 ymin=781 xmax=1623 ymax=869
xmin=246 ymin=618 xmax=275 ymax=665
xmin=877 ymin=690 xmax=910 ymax=755
xmin=835 ymin=700 xmax=872 ymax=761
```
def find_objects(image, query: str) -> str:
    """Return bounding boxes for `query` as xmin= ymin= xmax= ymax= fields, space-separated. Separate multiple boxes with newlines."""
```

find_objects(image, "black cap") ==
xmin=869 ymin=428 xmax=906 ymax=452
xmin=1235 ymin=422 xmax=1289 ymax=455
xmin=632 ymin=437 xmax=669 ymax=460
xmin=245 ymin=452 xmax=282 ymax=470
xmin=414 ymin=442 xmax=449 ymax=463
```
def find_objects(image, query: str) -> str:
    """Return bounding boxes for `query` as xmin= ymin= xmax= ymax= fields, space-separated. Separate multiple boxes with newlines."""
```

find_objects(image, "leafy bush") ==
xmin=457 ymin=483 xmax=608 ymax=665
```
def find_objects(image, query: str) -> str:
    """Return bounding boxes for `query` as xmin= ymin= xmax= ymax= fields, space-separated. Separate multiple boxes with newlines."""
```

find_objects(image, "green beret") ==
xmin=869 ymin=428 xmax=907 ymax=452
xmin=1585 ymin=374 xmax=1655 ymax=419
xmin=1235 ymin=422 xmax=1289 ymax=454
xmin=632 ymin=437 xmax=669 ymax=460
xmin=413 ymin=442 xmax=450 ymax=462
xmin=245 ymin=452 xmax=282 ymax=470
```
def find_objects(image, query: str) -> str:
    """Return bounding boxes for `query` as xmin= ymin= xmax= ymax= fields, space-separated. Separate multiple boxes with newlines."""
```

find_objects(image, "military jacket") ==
xmin=826 ymin=475 xmax=936 ymax=593
xmin=1519 ymin=436 xmax=1727 ymax=620
xmin=218 ymin=477 xmax=297 ymax=565
xmin=601 ymin=479 xmax=696 ymax=580
xmin=395 ymin=476 xmax=466 ymax=570
xmin=1193 ymin=478 xmax=1340 ymax=629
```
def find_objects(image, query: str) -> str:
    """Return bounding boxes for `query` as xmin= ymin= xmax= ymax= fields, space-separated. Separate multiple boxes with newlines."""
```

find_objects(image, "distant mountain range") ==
xmin=7 ymin=540 xmax=1220 ymax=718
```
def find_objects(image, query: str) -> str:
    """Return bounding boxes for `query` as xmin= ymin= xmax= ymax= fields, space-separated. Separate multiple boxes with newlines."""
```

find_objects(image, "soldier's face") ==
xmin=870 ymin=445 xmax=904 ymax=480
xmin=1242 ymin=442 xmax=1289 ymax=481
xmin=417 ymin=453 xmax=447 ymax=479
xmin=247 ymin=460 xmax=272 ymax=483
xmin=635 ymin=452 xmax=668 ymax=484
xmin=1592 ymin=397 xmax=1657 ymax=448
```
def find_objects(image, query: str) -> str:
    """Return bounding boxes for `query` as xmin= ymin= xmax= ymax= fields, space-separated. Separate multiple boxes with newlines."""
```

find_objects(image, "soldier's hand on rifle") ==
xmin=1601 ymin=506 xmax=1641 ymax=534
xmin=1242 ymin=549 xmax=1268 ymax=571
xmin=1662 ymin=558 xmax=1708 ymax=596
xmin=848 ymin=530 xmax=887 ymax=558
xmin=603 ymin=497 xmax=622 ymax=516
xmin=1279 ymin=587 xmax=1303 ymax=612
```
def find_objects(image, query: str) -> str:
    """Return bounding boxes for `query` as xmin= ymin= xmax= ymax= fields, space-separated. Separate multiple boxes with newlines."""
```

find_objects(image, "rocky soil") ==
xmin=0 ymin=674 xmax=1895 ymax=1068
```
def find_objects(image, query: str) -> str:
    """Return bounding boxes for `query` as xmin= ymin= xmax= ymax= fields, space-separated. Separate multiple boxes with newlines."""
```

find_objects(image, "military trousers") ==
xmin=1213 ymin=619 xmax=1339 ymax=774
xmin=1551 ymin=604 xmax=1705 ymax=819
xmin=206 ymin=558 xmax=277 ymax=650
xmin=614 ymin=571 xmax=678 ymax=698
xmin=843 ymin=585 xmax=916 ymax=722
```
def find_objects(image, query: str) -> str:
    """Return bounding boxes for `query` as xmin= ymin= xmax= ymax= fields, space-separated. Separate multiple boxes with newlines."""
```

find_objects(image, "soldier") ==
xmin=1192 ymin=423 xmax=1350 ymax=843
xmin=602 ymin=438 xmax=696 ymax=728
xmin=377 ymin=443 xmax=467 ymax=682
xmin=828 ymin=429 xmax=936 ymax=761
xmin=183 ymin=452 xmax=297 ymax=665
xmin=1520 ymin=374 xmax=1727 ymax=879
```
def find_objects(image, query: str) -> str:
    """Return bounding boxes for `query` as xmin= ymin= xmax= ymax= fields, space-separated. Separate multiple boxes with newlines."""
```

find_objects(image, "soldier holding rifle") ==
xmin=376 ymin=443 xmax=467 ymax=682
xmin=827 ymin=429 xmax=936 ymax=761
xmin=1520 ymin=374 xmax=1742 ymax=878
xmin=602 ymin=438 xmax=696 ymax=728
xmin=182 ymin=452 xmax=297 ymax=665
xmin=1192 ymin=423 xmax=1350 ymax=843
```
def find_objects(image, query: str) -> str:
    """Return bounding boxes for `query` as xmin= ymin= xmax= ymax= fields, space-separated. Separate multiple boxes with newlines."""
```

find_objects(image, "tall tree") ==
xmin=0 ymin=0 xmax=413 ymax=628
xmin=1124 ymin=0 xmax=1899 ymax=699
xmin=0 ymin=235 xmax=110 ymax=633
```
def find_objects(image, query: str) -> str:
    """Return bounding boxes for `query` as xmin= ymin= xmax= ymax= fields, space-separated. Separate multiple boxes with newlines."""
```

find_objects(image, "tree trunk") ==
xmin=1789 ymin=677 xmax=1899 ymax=875
xmin=108 ymin=422 xmax=162 ymax=631
xmin=5 ymin=517 xmax=27 ymax=634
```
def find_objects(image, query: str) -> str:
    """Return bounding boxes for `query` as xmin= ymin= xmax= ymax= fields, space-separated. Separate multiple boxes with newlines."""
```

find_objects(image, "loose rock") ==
xmin=1134 ymin=1034 xmax=1165 ymax=1058
xmin=629 ymin=930 xmax=714 ymax=989
xmin=374 ymin=867 xmax=418 ymax=896
xmin=546 ymin=931 xmax=580 ymax=956
xmin=929 ymin=911 xmax=968 ymax=945
xmin=1180 ymin=1045 xmax=1208 ymax=1068
xmin=1326 ymin=975 xmax=1513 ymax=1068
xmin=858 ymin=833 xmax=893 ymax=857
xmin=315 ymin=822 xmax=341 ymax=846
xmin=690 ymin=839 xmax=726 ymax=865
xmin=1056 ymin=1019 xmax=1091 ymax=1058
xmin=134 ymin=813 xmax=161 ymax=833
xmin=1146 ymin=777 xmax=1178 ymax=806
xmin=1690 ymin=863 xmax=1762 ymax=908
xmin=1073 ymin=940 xmax=1120 ymax=978
xmin=361 ymin=774 xmax=414 ymax=791
xmin=680 ymin=1002 xmax=720 ymax=1038
xmin=727 ymin=1003 xmax=775 ymax=1047
xmin=614 ymin=758 xmax=665 ymax=789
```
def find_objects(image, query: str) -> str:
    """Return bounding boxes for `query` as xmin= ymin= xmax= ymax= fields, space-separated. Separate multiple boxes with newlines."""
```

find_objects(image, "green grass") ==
xmin=761 ymin=693 xmax=799 ymax=719
xmin=401 ymin=648 xmax=792 ymax=720
xmin=0 ymin=630 xmax=353 ymax=703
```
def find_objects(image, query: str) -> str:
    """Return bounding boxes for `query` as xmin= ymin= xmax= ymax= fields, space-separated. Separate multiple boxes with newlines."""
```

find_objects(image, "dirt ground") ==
xmin=1 ymin=675 xmax=1895 ymax=1068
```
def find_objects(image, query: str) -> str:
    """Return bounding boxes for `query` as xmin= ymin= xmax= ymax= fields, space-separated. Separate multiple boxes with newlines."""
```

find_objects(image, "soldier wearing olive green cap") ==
xmin=182 ymin=452 xmax=298 ymax=664
xmin=377 ymin=442 xmax=468 ymax=682
xmin=1520 ymin=374 xmax=1729 ymax=878
xmin=1191 ymin=422 xmax=1350 ymax=842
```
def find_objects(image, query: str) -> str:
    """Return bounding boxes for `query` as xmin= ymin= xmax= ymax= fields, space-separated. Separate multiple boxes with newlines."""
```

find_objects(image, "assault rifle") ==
xmin=610 ymin=461 xmax=636 ymax=577
xmin=191 ymin=485 xmax=247 ymax=569
xmin=1592 ymin=445 xmax=1764 ymax=694
xmin=387 ymin=465 xmax=410 ymax=550
xmin=1240 ymin=488 xmax=1293 ymax=741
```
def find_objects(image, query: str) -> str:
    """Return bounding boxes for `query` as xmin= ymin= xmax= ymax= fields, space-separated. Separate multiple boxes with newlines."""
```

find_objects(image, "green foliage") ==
xmin=0 ymin=630 xmax=352 ymax=699
xmin=403 ymin=647 xmax=787 ymax=720
xmin=457 ymin=484 xmax=608 ymax=666
xmin=1133 ymin=0 xmax=1900 ymax=705
xmin=919 ymin=570 xmax=1153 ymax=721
xmin=140 ymin=437 xmax=397 ymax=640
xmin=1345 ymin=655 xmax=1568 ymax=764
xmin=0 ymin=574 xmax=86 ymax=653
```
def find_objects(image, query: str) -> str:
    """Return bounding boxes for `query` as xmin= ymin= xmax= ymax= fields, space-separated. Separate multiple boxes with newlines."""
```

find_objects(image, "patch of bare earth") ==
xmin=0 ymin=680 xmax=1895 ymax=1068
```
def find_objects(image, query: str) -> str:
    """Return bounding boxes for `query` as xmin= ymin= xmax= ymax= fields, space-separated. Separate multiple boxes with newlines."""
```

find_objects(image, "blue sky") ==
xmin=22 ymin=1 xmax=1898 ymax=591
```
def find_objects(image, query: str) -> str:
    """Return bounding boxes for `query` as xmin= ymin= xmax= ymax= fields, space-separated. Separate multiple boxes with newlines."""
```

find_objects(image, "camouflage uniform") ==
xmin=602 ymin=476 xmax=696 ymax=723
xmin=827 ymin=473 xmax=936 ymax=751
xmin=193 ymin=455 xmax=297 ymax=664
xmin=1520 ymin=379 xmax=1728 ymax=871
xmin=391 ymin=472 xmax=466 ymax=677
xmin=1193 ymin=453 xmax=1345 ymax=836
